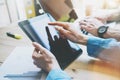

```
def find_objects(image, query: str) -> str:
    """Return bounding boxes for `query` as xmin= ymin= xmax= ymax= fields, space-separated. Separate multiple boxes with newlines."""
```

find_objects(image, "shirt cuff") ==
xmin=46 ymin=69 xmax=71 ymax=80
xmin=87 ymin=36 xmax=117 ymax=57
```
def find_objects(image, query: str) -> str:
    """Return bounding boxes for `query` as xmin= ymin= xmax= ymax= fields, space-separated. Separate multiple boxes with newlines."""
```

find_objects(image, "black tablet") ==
xmin=18 ymin=13 xmax=82 ymax=69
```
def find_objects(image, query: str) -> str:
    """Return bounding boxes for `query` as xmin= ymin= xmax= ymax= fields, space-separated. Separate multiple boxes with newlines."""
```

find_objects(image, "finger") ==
xmin=33 ymin=61 xmax=37 ymax=65
xmin=33 ymin=61 xmax=41 ymax=68
xmin=59 ymin=33 xmax=66 ymax=39
xmin=32 ymin=42 xmax=51 ymax=56
xmin=81 ymin=25 xmax=86 ymax=29
xmin=80 ymin=20 xmax=95 ymax=27
xmin=55 ymin=26 xmax=70 ymax=37
xmin=79 ymin=21 xmax=88 ymax=26
xmin=48 ymin=22 xmax=69 ymax=29
xmin=81 ymin=25 xmax=92 ymax=32
xmin=32 ymin=42 xmax=46 ymax=53
xmin=32 ymin=49 xmax=42 ymax=59
xmin=81 ymin=25 xmax=88 ymax=30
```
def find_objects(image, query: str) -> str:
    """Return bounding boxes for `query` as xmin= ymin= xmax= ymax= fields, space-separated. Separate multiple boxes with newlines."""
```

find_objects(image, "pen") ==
xmin=6 ymin=32 xmax=22 ymax=39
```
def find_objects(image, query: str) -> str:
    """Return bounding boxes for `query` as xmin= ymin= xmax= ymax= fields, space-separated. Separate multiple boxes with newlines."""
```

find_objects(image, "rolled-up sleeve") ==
xmin=87 ymin=36 xmax=117 ymax=57
xmin=46 ymin=69 xmax=71 ymax=80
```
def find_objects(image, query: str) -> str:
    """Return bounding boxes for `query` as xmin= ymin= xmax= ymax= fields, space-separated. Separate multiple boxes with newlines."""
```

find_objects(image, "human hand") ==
xmin=32 ymin=42 xmax=61 ymax=73
xmin=48 ymin=22 xmax=88 ymax=45
xmin=79 ymin=17 xmax=104 ymax=37
xmin=91 ymin=10 xmax=108 ymax=23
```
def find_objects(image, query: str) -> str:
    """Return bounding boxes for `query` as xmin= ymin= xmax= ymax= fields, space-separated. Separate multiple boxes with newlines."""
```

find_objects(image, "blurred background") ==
xmin=0 ymin=0 xmax=120 ymax=27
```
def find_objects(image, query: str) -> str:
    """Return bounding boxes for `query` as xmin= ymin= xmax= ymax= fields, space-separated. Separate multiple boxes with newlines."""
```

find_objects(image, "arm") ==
xmin=87 ymin=36 xmax=120 ymax=67
xmin=106 ymin=8 xmax=120 ymax=21
xmin=49 ymin=22 xmax=120 ymax=67
xmin=79 ymin=17 xmax=120 ymax=41
xmin=103 ymin=27 xmax=120 ymax=41
xmin=91 ymin=8 xmax=120 ymax=22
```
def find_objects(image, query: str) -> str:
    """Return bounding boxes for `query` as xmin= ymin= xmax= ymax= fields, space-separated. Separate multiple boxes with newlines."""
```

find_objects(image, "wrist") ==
xmin=78 ymin=35 xmax=88 ymax=45
xmin=46 ymin=59 xmax=61 ymax=73
xmin=103 ymin=27 xmax=111 ymax=38
xmin=97 ymin=26 xmax=109 ymax=38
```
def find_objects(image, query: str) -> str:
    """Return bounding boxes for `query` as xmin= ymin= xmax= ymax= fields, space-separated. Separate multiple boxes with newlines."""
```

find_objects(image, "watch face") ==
xmin=99 ymin=27 xmax=106 ymax=33
xmin=98 ymin=26 xmax=108 ymax=38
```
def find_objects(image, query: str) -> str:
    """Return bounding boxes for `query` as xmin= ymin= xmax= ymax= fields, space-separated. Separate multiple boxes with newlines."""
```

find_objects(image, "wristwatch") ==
xmin=97 ymin=26 xmax=109 ymax=38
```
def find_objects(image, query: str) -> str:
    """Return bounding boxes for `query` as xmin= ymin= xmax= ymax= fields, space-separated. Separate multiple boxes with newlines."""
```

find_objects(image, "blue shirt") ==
xmin=46 ymin=36 xmax=119 ymax=80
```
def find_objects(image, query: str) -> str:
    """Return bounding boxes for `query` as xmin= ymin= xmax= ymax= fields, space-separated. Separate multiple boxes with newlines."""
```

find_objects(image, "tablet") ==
xmin=18 ymin=13 xmax=82 ymax=69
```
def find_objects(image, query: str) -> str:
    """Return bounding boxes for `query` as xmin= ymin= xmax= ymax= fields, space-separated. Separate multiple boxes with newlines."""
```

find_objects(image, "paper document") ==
xmin=0 ymin=47 xmax=45 ymax=80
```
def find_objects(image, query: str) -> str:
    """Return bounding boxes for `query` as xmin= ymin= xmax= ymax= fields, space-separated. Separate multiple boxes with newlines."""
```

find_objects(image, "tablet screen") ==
xmin=18 ymin=13 xmax=82 ymax=69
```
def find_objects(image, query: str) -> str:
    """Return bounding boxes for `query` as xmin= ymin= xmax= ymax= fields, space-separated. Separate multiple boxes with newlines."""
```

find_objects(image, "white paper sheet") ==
xmin=0 ymin=47 xmax=45 ymax=80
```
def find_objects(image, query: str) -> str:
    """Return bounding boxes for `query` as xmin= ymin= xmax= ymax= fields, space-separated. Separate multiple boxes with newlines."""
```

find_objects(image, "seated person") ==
xmin=32 ymin=21 xmax=120 ymax=80
xmin=32 ymin=7 xmax=120 ymax=80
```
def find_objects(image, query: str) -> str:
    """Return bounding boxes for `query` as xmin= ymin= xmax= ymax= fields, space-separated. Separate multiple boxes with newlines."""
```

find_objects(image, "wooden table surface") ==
xmin=0 ymin=22 xmax=120 ymax=80
xmin=0 ymin=23 xmax=32 ymax=63
xmin=65 ymin=45 xmax=120 ymax=80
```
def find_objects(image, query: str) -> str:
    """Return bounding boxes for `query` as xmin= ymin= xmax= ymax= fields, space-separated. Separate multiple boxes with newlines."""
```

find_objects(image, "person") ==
xmin=79 ymin=8 xmax=120 ymax=41
xmin=32 ymin=21 xmax=120 ymax=80
xmin=32 ymin=8 xmax=120 ymax=80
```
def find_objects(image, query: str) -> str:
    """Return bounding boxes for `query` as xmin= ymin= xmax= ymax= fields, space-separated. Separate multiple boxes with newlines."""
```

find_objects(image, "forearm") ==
xmin=86 ymin=36 xmax=115 ymax=57
xmin=106 ymin=8 xmax=120 ymax=21
xmin=87 ymin=36 xmax=120 ymax=66
xmin=91 ymin=8 xmax=120 ymax=24
xmin=98 ymin=40 xmax=120 ymax=66
xmin=104 ymin=27 xmax=120 ymax=41
xmin=78 ymin=35 xmax=88 ymax=45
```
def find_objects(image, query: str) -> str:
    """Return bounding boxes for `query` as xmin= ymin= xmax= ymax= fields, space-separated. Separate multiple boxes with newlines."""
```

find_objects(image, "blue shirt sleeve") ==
xmin=87 ymin=36 xmax=117 ymax=57
xmin=46 ymin=69 xmax=71 ymax=80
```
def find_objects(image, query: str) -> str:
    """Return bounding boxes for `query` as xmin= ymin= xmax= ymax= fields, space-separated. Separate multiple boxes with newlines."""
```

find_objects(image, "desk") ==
xmin=65 ymin=45 xmax=120 ymax=80
xmin=65 ymin=21 xmax=120 ymax=80
xmin=0 ymin=23 xmax=32 ymax=63
xmin=0 ymin=22 xmax=120 ymax=80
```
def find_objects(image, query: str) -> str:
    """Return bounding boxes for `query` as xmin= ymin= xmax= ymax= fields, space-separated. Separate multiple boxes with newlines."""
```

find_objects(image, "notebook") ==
xmin=18 ymin=13 xmax=82 ymax=69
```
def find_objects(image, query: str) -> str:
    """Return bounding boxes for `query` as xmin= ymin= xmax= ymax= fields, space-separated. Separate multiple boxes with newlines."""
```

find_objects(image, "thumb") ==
xmin=32 ymin=42 xmax=45 ymax=52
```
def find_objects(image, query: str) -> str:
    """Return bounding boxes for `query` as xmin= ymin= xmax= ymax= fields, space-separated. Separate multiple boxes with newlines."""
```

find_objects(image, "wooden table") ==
xmin=0 ymin=23 xmax=32 ymax=63
xmin=65 ymin=45 xmax=120 ymax=80
xmin=0 ymin=22 xmax=120 ymax=80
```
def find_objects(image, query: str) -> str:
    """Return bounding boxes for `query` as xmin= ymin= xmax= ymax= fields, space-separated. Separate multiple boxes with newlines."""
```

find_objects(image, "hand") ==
xmin=32 ymin=42 xmax=61 ymax=73
xmin=48 ymin=22 xmax=88 ymax=45
xmin=79 ymin=17 xmax=104 ymax=37
xmin=91 ymin=9 xmax=109 ymax=23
